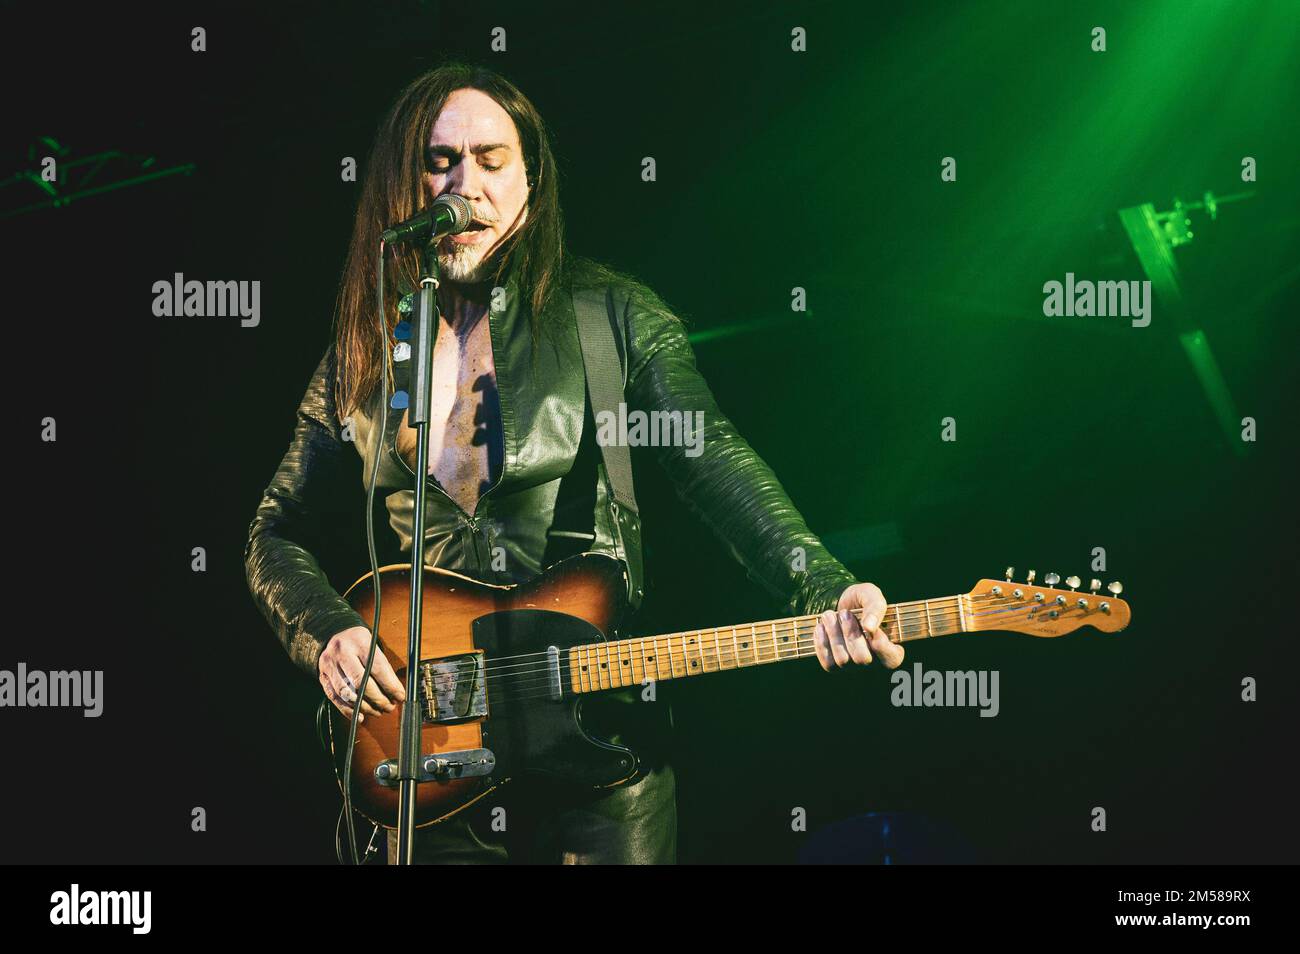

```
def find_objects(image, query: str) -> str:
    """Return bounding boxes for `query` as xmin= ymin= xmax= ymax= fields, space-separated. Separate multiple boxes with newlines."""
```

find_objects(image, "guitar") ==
xmin=326 ymin=555 xmax=1131 ymax=828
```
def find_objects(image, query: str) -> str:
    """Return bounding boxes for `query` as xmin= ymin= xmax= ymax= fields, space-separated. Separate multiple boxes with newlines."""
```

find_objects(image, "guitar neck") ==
xmin=568 ymin=594 xmax=971 ymax=694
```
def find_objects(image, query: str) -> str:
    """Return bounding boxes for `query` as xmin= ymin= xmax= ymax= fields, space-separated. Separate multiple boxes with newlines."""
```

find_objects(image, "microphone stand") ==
xmin=394 ymin=240 xmax=441 ymax=865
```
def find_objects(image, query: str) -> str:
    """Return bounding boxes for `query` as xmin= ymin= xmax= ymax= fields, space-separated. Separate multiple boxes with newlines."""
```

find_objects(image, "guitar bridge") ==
xmin=419 ymin=654 xmax=488 ymax=723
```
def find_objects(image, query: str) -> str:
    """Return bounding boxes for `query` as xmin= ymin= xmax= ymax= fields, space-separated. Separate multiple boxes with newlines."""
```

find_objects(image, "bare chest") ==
xmin=395 ymin=312 xmax=502 ymax=512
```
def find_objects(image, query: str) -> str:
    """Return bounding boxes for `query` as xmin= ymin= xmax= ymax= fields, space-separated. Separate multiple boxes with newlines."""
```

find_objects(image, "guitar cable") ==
xmin=334 ymin=806 xmax=383 ymax=865
xmin=318 ymin=701 xmax=377 ymax=864
xmin=338 ymin=241 xmax=392 ymax=865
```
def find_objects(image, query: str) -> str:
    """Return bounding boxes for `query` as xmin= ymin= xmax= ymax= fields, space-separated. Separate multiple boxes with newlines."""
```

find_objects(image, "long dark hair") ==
xmin=334 ymin=62 xmax=567 ymax=417
xmin=333 ymin=63 xmax=685 ymax=416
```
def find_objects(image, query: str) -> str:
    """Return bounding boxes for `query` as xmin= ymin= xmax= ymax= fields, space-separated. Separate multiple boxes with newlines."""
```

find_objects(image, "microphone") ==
xmin=380 ymin=194 xmax=473 ymax=245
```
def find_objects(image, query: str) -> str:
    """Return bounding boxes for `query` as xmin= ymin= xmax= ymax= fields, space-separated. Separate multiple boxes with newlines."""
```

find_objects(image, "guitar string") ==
xmin=481 ymin=609 xmax=1041 ymax=702
xmin=400 ymin=600 xmax=978 ymax=693
xmin=471 ymin=601 xmax=971 ymax=673
xmin=392 ymin=603 xmax=1075 ymax=707
xmin=436 ymin=595 xmax=1059 ymax=682
xmin=406 ymin=598 xmax=1071 ymax=696
xmin=347 ymin=592 xmax=1109 ymax=715
xmin=478 ymin=606 xmax=970 ymax=680
xmin=386 ymin=609 xmax=1073 ymax=709
xmin=453 ymin=597 xmax=987 ymax=667
xmin=496 ymin=629 xmax=1001 ymax=706
xmin=414 ymin=597 xmax=986 ymax=676
xmin=354 ymin=586 xmax=1100 ymax=692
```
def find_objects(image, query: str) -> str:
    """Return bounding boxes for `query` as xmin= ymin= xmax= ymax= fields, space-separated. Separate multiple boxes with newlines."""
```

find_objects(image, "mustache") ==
xmin=463 ymin=202 xmax=499 ymax=227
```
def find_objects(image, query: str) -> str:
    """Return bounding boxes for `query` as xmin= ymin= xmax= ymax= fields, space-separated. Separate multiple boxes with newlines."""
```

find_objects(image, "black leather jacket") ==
xmin=245 ymin=271 xmax=857 ymax=678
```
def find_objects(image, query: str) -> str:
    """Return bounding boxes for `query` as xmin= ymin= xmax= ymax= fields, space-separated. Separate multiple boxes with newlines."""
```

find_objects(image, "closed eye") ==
xmin=426 ymin=143 xmax=512 ymax=174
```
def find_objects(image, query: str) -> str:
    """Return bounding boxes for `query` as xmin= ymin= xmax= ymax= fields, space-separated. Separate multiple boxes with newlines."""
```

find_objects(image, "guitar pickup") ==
xmin=419 ymin=654 xmax=488 ymax=723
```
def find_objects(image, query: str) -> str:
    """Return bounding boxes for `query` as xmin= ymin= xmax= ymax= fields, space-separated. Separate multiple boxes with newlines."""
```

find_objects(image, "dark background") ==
xmin=5 ymin=0 xmax=1297 ymax=864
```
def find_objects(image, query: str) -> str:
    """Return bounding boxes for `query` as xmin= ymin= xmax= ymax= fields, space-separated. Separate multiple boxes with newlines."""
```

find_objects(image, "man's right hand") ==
xmin=318 ymin=626 xmax=406 ymax=722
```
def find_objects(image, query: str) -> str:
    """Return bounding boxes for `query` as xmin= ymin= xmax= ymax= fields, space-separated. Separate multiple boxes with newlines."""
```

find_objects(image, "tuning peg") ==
xmin=1107 ymin=581 xmax=1124 ymax=596
xmin=1066 ymin=575 xmax=1080 ymax=591
xmin=1089 ymin=579 xmax=1101 ymax=594
xmin=1005 ymin=566 xmax=1015 ymax=582
xmin=1044 ymin=572 xmax=1060 ymax=587
xmin=1026 ymin=570 xmax=1036 ymax=584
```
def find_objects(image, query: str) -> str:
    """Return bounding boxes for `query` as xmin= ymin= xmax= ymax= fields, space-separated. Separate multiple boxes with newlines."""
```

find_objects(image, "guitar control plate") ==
xmin=374 ymin=748 xmax=496 ymax=787
xmin=419 ymin=654 xmax=488 ymax=723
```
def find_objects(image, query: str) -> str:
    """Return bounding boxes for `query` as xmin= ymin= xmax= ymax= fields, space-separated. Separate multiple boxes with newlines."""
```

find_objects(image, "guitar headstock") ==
xmin=966 ymin=568 xmax=1131 ymax=637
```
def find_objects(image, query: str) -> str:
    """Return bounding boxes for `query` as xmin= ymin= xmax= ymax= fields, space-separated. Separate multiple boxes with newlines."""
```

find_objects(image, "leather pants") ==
xmin=385 ymin=764 xmax=677 ymax=864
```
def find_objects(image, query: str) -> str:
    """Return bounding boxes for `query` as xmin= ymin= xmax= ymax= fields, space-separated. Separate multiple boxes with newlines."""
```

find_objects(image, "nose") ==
xmin=447 ymin=159 xmax=484 ymax=204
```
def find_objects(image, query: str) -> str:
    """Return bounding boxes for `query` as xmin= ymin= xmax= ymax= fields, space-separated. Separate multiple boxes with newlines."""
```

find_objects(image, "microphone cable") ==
xmin=338 ymin=240 xmax=392 ymax=865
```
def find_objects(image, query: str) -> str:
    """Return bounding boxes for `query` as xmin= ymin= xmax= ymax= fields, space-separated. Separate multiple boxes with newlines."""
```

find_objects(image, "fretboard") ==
xmin=568 ymin=595 xmax=971 ymax=693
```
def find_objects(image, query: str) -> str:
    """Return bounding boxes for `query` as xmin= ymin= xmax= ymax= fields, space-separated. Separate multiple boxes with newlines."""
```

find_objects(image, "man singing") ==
xmin=245 ymin=62 xmax=903 ymax=864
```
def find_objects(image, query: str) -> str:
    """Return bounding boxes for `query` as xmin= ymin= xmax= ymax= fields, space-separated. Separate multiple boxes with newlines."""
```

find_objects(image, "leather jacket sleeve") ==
xmin=245 ymin=347 xmax=368 ymax=678
xmin=620 ymin=289 xmax=858 ymax=617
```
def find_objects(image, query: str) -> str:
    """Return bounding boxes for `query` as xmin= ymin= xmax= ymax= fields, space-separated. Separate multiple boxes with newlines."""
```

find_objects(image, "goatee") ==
xmin=438 ymin=242 xmax=497 ymax=284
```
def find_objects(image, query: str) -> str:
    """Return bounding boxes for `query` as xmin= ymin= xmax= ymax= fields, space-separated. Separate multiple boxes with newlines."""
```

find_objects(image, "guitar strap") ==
xmin=572 ymin=285 xmax=645 ymax=611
